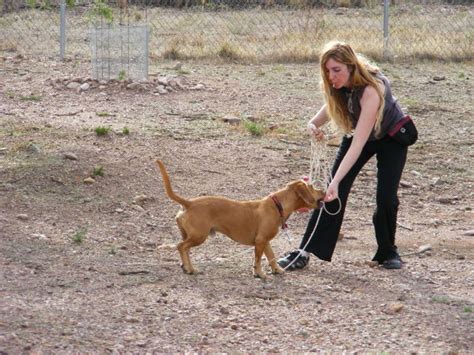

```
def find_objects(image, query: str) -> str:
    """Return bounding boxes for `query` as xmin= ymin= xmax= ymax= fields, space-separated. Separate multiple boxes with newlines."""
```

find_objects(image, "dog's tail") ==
xmin=156 ymin=160 xmax=190 ymax=208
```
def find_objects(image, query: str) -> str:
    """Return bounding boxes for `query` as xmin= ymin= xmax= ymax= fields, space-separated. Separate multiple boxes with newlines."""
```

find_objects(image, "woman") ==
xmin=278 ymin=41 xmax=413 ymax=270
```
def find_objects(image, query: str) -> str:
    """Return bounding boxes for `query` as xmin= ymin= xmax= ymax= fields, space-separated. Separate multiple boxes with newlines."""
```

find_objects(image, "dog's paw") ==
xmin=181 ymin=264 xmax=197 ymax=275
xmin=253 ymin=270 xmax=267 ymax=280
xmin=271 ymin=266 xmax=285 ymax=275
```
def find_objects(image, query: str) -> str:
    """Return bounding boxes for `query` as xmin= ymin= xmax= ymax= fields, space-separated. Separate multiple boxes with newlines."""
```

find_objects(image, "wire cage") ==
xmin=89 ymin=23 xmax=149 ymax=81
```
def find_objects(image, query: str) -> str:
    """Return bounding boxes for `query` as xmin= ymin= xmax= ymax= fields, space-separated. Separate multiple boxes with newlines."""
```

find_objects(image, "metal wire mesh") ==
xmin=0 ymin=0 xmax=472 ymax=62
xmin=90 ymin=24 xmax=149 ymax=80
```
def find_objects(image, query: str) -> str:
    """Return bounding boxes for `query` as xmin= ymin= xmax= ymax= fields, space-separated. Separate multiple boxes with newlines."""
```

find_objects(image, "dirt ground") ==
xmin=1 ymin=54 xmax=473 ymax=353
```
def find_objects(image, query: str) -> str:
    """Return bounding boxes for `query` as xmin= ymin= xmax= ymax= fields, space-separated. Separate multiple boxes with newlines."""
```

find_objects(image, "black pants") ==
xmin=299 ymin=136 xmax=408 ymax=262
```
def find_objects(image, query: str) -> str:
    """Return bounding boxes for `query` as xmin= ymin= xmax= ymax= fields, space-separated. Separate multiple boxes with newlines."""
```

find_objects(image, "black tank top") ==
xmin=342 ymin=73 xmax=406 ymax=141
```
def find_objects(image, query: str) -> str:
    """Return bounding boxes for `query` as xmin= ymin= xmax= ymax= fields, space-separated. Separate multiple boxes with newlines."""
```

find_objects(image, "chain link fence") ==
xmin=1 ymin=0 xmax=472 ymax=63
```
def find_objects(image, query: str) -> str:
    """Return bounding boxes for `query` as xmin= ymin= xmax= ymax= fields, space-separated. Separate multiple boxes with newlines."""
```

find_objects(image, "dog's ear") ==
xmin=293 ymin=181 xmax=316 ymax=206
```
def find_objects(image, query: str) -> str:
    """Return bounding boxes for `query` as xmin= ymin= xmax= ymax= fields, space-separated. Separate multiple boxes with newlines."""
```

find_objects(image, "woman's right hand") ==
xmin=307 ymin=122 xmax=325 ymax=141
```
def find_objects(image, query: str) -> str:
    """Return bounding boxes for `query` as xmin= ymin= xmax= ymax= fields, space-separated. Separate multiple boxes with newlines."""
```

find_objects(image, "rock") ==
xmin=388 ymin=303 xmax=404 ymax=314
xmin=433 ymin=76 xmax=446 ymax=81
xmin=436 ymin=196 xmax=459 ymax=204
xmin=83 ymin=177 xmax=95 ymax=184
xmin=399 ymin=180 xmax=413 ymax=188
xmin=67 ymin=82 xmax=81 ymax=90
xmin=157 ymin=77 xmax=169 ymax=86
xmin=133 ymin=194 xmax=150 ymax=206
xmin=418 ymin=244 xmax=432 ymax=253
xmin=190 ymin=83 xmax=205 ymax=91
xmin=155 ymin=85 xmax=168 ymax=95
xmin=17 ymin=214 xmax=29 ymax=221
xmin=32 ymin=233 xmax=48 ymax=240
xmin=430 ymin=177 xmax=442 ymax=186
xmin=63 ymin=152 xmax=78 ymax=160
xmin=462 ymin=230 xmax=474 ymax=236
xmin=79 ymin=83 xmax=90 ymax=91
xmin=221 ymin=115 xmax=241 ymax=125
xmin=131 ymin=204 xmax=145 ymax=212
xmin=26 ymin=143 xmax=41 ymax=154
xmin=173 ymin=62 xmax=182 ymax=70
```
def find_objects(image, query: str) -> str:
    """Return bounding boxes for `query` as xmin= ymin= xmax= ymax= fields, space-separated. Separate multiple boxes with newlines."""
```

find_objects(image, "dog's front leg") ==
xmin=264 ymin=243 xmax=284 ymax=275
xmin=253 ymin=240 xmax=267 ymax=279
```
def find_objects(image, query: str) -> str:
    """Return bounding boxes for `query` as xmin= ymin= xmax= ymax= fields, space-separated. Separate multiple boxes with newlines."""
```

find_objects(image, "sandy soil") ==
xmin=0 ymin=54 xmax=473 ymax=353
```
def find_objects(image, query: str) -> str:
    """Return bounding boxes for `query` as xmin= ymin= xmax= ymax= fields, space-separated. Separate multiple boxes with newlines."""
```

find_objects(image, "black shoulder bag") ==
xmin=388 ymin=115 xmax=418 ymax=146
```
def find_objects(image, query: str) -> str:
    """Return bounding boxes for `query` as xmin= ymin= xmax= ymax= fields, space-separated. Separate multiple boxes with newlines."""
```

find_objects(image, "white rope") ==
xmin=308 ymin=136 xmax=332 ymax=190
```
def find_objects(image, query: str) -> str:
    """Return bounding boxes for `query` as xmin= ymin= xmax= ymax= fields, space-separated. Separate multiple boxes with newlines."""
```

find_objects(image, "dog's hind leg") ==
xmin=264 ymin=243 xmax=284 ymax=275
xmin=177 ymin=233 xmax=207 ymax=275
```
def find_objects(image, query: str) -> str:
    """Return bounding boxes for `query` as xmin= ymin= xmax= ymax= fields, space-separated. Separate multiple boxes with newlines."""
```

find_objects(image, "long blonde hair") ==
xmin=320 ymin=41 xmax=385 ymax=137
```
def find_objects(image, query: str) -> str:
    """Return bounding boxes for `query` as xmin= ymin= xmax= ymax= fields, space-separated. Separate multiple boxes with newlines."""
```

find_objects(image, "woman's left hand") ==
xmin=324 ymin=180 xmax=339 ymax=202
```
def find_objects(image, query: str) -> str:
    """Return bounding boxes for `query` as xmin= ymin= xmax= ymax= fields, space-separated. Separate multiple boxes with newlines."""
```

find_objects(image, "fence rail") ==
xmin=1 ymin=0 xmax=473 ymax=63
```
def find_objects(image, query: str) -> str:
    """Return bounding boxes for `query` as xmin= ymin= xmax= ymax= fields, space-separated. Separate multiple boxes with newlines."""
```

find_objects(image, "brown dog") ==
xmin=156 ymin=160 xmax=324 ymax=279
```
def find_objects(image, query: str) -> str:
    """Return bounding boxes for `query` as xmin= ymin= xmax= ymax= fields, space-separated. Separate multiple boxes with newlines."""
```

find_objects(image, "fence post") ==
xmin=60 ymin=0 xmax=66 ymax=60
xmin=383 ymin=0 xmax=390 ymax=60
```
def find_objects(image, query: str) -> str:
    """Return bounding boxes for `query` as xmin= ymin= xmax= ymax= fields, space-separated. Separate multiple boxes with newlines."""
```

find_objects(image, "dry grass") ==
xmin=0 ymin=4 xmax=472 ymax=62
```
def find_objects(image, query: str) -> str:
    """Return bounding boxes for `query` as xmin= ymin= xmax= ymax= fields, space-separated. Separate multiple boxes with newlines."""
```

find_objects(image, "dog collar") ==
xmin=271 ymin=195 xmax=288 ymax=229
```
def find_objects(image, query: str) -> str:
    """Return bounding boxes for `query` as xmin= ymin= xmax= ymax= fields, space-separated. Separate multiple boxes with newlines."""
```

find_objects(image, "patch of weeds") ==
xmin=5 ymin=91 xmax=15 ymax=99
xmin=176 ymin=68 xmax=190 ymax=75
xmin=217 ymin=42 xmax=240 ymax=61
xmin=118 ymin=70 xmax=126 ymax=81
xmin=96 ymin=111 xmax=111 ymax=117
xmin=20 ymin=94 xmax=42 ymax=102
xmin=464 ymin=306 xmax=472 ymax=313
xmin=108 ymin=246 xmax=117 ymax=255
xmin=272 ymin=64 xmax=286 ymax=72
xmin=163 ymin=46 xmax=182 ymax=60
xmin=71 ymin=228 xmax=87 ymax=244
xmin=458 ymin=72 xmax=465 ymax=79
xmin=432 ymin=295 xmax=450 ymax=304
xmin=243 ymin=120 xmax=264 ymax=137
xmin=92 ymin=165 xmax=104 ymax=177
xmin=122 ymin=127 xmax=130 ymax=135
xmin=94 ymin=126 xmax=111 ymax=136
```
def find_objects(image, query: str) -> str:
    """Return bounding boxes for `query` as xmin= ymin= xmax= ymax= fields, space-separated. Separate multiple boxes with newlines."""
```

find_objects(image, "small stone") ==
xmin=32 ymin=233 xmax=48 ymax=240
xmin=67 ymin=82 xmax=81 ymax=90
xmin=133 ymin=194 xmax=149 ymax=206
xmin=462 ymin=230 xmax=474 ymax=237
xmin=418 ymin=244 xmax=432 ymax=253
xmin=17 ymin=214 xmax=29 ymax=221
xmin=388 ymin=303 xmax=404 ymax=313
xmin=26 ymin=143 xmax=41 ymax=154
xmin=83 ymin=177 xmax=95 ymax=184
xmin=131 ymin=204 xmax=145 ymax=212
xmin=190 ymin=83 xmax=205 ymax=90
xmin=399 ymin=180 xmax=413 ymax=188
xmin=80 ymin=83 xmax=90 ymax=91
xmin=155 ymin=85 xmax=168 ymax=95
xmin=221 ymin=115 xmax=241 ymax=125
xmin=157 ymin=77 xmax=169 ymax=86
xmin=63 ymin=152 xmax=78 ymax=160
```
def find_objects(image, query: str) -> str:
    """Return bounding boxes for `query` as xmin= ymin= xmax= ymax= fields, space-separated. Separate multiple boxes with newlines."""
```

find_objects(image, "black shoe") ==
xmin=277 ymin=250 xmax=309 ymax=270
xmin=383 ymin=256 xmax=402 ymax=269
